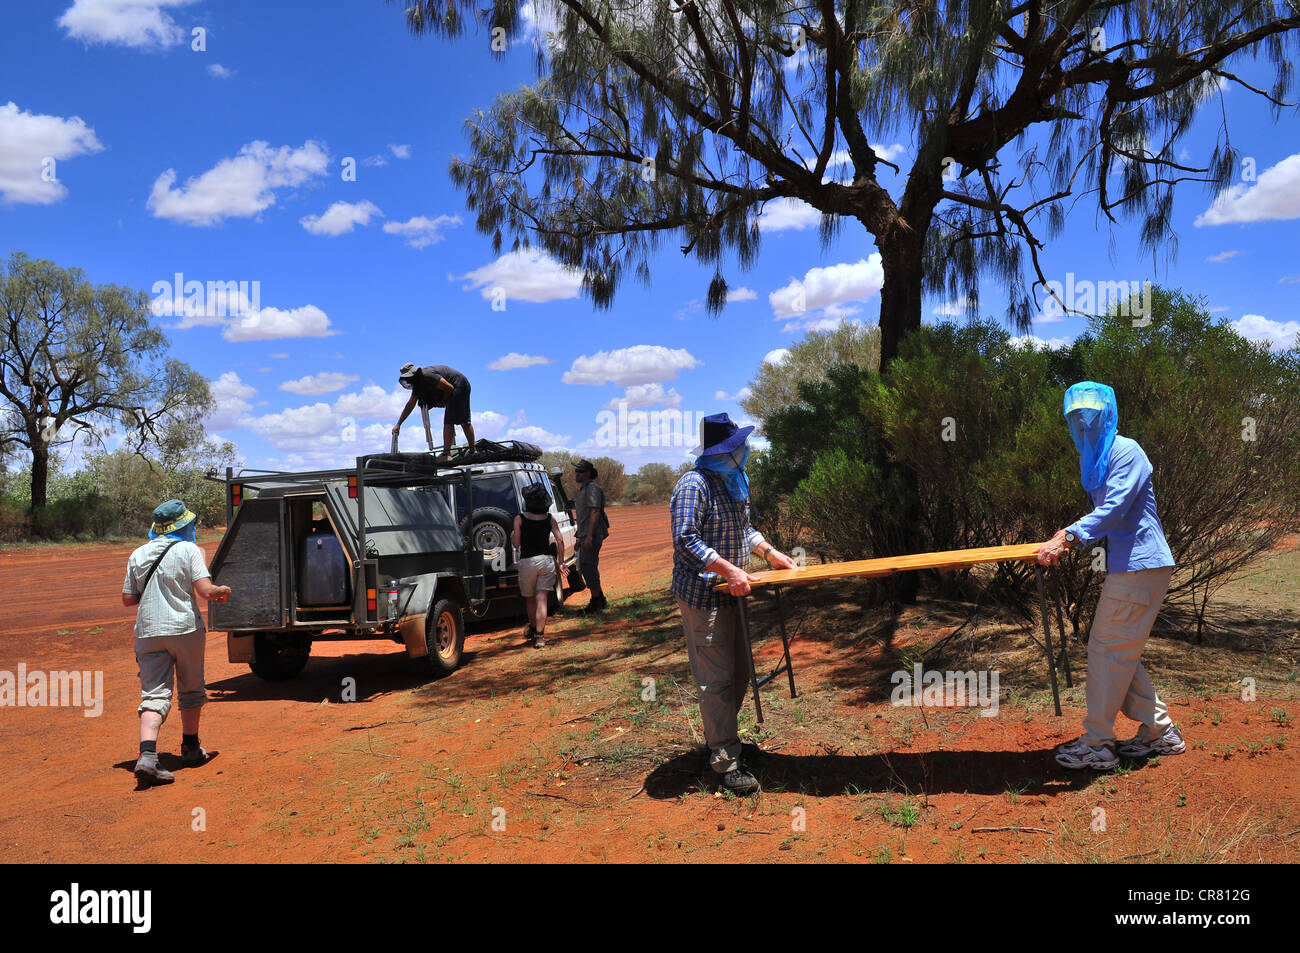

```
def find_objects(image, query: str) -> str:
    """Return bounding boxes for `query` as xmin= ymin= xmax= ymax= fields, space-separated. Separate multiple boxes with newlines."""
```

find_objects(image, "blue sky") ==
xmin=3 ymin=1 xmax=1298 ymax=475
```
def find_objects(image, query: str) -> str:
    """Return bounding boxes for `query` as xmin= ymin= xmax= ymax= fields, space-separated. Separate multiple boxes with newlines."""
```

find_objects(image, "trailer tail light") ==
xmin=348 ymin=475 xmax=358 ymax=499
xmin=366 ymin=588 xmax=377 ymax=612
xmin=231 ymin=483 xmax=242 ymax=507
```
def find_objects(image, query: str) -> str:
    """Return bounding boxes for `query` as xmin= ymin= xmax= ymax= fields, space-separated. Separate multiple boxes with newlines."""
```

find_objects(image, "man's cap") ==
xmin=150 ymin=499 xmax=196 ymax=537
xmin=572 ymin=459 xmax=598 ymax=477
xmin=398 ymin=363 xmax=420 ymax=389
xmin=692 ymin=412 xmax=754 ymax=457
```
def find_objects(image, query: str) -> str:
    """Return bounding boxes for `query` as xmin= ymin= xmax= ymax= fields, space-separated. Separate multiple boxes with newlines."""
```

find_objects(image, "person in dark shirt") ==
xmin=513 ymin=483 xmax=566 ymax=648
xmin=393 ymin=363 xmax=475 ymax=455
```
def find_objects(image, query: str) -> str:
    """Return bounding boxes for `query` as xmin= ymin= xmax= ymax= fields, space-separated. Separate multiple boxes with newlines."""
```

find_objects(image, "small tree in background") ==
xmin=0 ymin=253 xmax=213 ymax=516
xmin=742 ymin=321 xmax=880 ymax=426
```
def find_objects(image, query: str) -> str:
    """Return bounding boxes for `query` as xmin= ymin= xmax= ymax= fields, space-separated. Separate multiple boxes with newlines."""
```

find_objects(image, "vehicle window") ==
xmin=461 ymin=474 xmax=519 ymax=515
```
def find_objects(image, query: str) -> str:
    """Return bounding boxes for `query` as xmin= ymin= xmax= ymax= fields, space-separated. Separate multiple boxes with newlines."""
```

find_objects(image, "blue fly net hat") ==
xmin=1064 ymin=382 xmax=1118 ymax=493
xmin=697 ymin=443 xmax=751 ymax=502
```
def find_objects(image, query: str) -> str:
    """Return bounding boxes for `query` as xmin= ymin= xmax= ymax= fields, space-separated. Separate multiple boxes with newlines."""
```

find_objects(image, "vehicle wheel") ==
xmin=424 ymin=598 xmax=466 ymax=676
xmin=460 ymin=506 xmax=513 ymax=572
xmin=248 ymin=633 xmax=311 ymax=681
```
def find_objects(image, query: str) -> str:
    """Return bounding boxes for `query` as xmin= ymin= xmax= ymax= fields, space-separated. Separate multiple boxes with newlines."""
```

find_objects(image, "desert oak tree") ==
xmin=394 ymin=0 xmax=1300 ymax=363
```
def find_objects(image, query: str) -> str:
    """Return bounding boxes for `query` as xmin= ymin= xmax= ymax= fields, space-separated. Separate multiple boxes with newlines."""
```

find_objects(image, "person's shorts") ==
xmin=517 ymin=554 xmax=556 ymax=597
xmin=444 ymin=380 xmax=471 ymax=427
xmin=136 ymin=631 xmax=207 ymax=718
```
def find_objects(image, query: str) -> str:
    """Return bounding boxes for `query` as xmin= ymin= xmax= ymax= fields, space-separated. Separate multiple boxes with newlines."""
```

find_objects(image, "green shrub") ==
xmin=756 ymin=288 xmax=1300 ymax=636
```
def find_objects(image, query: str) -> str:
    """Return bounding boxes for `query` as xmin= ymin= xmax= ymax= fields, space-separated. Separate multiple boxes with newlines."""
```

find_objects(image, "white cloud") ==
xmin=1232 ymin=314 xmax=1300 ymax=351
xmin=207 ymin=63 xmax=235 ymax=79
xmin=300 ymin=199 xmax=383 ymax=236
xmin=506 ymin=424 xmax=571 ymax=448
xmin=763 ymin=348 xmax=790 ymax=365
xmin=488 ymin=352 xmax=552 ymax=370
xmin=1207 ymin=249 xmax=1242 ymax=263
xmin=279 ymin=372 xmax=360 ymax=395
xmin=147 ymin=140 xmax=329 ymax=226
xmin=1011 ymin=333 xmax=1074 ymax=350
xmin=755 ymin=197 xmax=822 ymax=232
xmin=715 ymin=386 xmax=752 ymax=403
xmin=770 ymin=255 xmax=884 ymax=319
xmin=362 ymin=155 xmax=387 ymax=168
xmin=1196 ymin=153 xmax=1300 ymax=226
xmin=563 ymin=345 xmax=701 ymax=386
xmin=57 ymin=0 xmax=197 ymax=49
xmin=332 ymin=385 xmax=409 ymax=421
xmin=0 ymin=102 xmax=104 ymax=204
xmin=727 ymin=286 xmax=758 ymax=303
xmin=932 ymin=294 xmax=973 ymax=316
xmin=382 ymin=213 xmax=461 ymax=249
xmin=459 ymin=249 xmax=584 ymax=303
xmin=207 ymin=371 xmax=255 ymax=431
xmin=222 ymin=305 xmax=336 ymax=342
xmin=389 ymin=143 xmax=412 ymax=159
xmin=603 ymin=383 xmax=683 ymax=410
xmin=243 ymin=402 xmax=340 ymax=443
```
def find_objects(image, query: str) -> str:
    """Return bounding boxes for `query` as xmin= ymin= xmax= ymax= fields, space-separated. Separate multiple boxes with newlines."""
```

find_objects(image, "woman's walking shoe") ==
xmin=1117 ymin=724 xmax=1186 ymax=758
xmin=134 ymin=752 xmax=175 ymax=787
xmin=1055 ymin=737 xmax=1119 ymax=770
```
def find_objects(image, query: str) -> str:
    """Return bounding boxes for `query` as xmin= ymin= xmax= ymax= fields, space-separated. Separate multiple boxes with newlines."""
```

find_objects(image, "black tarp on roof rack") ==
xmin=368 ymin=439 xmax=544 ymax=470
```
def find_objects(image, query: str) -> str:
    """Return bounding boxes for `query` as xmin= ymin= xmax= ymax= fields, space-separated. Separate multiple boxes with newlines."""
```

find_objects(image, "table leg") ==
xmin=737 ymin=595 xmax=764 ymax=725
xmin=1052 ymin=570 xmax=1073 ymax=689
xmin=1035 ymin=564 xmax=1062 ymax=716
xmin=776 ymin=586 xmax=797 ymax=699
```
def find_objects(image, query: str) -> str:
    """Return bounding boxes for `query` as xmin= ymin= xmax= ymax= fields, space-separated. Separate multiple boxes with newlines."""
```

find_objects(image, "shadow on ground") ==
xmin=643 ymin=744 xmax=1113 ymax=799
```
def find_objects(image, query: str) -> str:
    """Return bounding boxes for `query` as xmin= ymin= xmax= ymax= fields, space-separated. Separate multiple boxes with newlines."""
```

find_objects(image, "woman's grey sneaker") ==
xmin=134 ymin=752 xmax=175 ymax=787
xmin=721 ymin=765 xmax=760 ymax=796
xmin=1054 ymin=738 xmax=1119 ymax=770
xmin=1117 ymin=724 xmax=1185 ymax=758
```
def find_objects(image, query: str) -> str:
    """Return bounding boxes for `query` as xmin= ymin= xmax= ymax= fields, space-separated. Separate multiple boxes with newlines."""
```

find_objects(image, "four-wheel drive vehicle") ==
xmin=207 ymin=453 xmax=491 ymax=682
xmin=368 ymin=441 xmax=586 ymax=621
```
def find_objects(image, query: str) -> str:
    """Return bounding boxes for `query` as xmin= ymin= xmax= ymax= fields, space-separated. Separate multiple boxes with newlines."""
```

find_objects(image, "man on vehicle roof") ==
xmin=393 ymin=363 xmax=475 ymax=456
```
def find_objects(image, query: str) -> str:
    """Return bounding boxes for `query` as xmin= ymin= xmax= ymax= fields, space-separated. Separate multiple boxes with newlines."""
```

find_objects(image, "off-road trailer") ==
xmin=206 ymin=454 xmax=490 ymax=682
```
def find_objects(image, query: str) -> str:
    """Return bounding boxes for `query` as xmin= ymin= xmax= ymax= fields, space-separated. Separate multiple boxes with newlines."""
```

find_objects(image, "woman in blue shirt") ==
xmin=1037 ymin=382 xmax=1185 ymax=770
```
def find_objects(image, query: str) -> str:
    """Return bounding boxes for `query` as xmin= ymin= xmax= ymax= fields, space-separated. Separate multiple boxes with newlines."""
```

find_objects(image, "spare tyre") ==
xmin=461 ymin=506 xmax=513 ymax=572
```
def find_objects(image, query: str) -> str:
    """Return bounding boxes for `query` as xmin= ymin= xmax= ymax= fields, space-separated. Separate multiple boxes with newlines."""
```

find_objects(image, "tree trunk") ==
xmin=876 ymin=225 xmax=927 ymax=367
xmin=29 ymin=438 xmax=49 ymax=513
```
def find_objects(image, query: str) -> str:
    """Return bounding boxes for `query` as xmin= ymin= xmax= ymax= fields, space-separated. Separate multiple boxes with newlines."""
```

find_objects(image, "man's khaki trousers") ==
xmin=1082 ymin=565 xmax=1175 ymax=747
xmin=676 ymin=597 xmax=750 ymax=774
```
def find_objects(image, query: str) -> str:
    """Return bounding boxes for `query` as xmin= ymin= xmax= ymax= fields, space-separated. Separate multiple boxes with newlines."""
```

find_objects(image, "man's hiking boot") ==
xmin=533 ymin=632 xmax=546 ymax=649
xmin=1117 ymin=724 xmax=1185 ymax=758
xmin=134 ymin=752 xmax=175 ymax=787
xmin=585 ymin=597 xmax=609 ymax=614
xmin=720 ymin=765 xmax=760 ymax=796
xmin=181 ymin=744 xmax=210 ymax=767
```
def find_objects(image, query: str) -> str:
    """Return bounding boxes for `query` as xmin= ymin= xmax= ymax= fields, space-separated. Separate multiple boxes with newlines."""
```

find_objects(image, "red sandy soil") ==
xmin=0 ymin=506 xmax=1294 ymax=864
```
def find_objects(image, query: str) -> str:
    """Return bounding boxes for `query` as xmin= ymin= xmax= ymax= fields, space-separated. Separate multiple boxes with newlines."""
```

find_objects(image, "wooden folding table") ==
xmin=713 ymin=543 xmax=1074 ymax=720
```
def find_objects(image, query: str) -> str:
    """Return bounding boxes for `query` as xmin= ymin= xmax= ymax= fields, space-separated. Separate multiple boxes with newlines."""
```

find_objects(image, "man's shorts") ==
xmin=517 ymin=554 xmax=556 ymax=597
xmin=444 ymin=380 xmax=471 ymax=427
xmin=136 ymin=631 xmax=207 ymax=718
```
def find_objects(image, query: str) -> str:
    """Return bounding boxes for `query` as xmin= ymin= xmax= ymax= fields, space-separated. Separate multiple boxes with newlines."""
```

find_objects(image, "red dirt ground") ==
xmin=0 ymin=506 xmax=1294 ymax=864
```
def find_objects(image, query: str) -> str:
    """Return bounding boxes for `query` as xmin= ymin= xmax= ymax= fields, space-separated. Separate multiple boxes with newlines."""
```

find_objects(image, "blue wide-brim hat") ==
xmin=149 ymin=499 xmax=196 ymax=539
xmin=693 ymin=412 xmax=755 ymax=457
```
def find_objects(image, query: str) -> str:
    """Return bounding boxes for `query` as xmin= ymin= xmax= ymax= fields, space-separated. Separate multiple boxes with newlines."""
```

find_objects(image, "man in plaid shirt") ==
xmin=671 ymin=413 xmax=797 ymax=795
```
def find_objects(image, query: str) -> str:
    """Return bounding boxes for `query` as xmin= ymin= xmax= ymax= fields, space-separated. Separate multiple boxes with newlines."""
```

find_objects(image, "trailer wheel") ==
xmin=248 ymin=633 xmax=311 ymax=681
xmin=424 ymin=598 xmax=465 ymax=676
xmin=547 ymin=566 xmax=565 ymax=613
